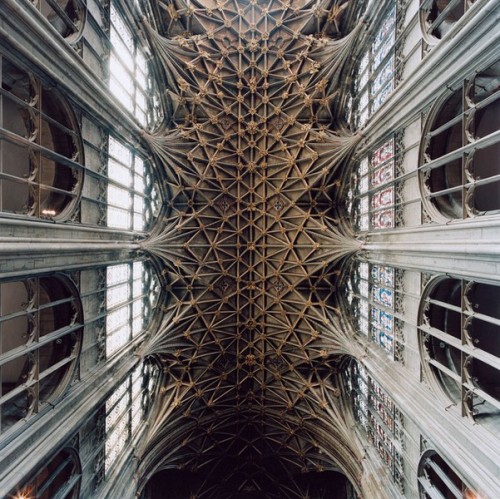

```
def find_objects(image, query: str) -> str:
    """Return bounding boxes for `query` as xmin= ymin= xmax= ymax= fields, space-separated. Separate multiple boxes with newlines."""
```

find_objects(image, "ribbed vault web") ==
xmin=137 ymin=1 xmax=366 ymax=496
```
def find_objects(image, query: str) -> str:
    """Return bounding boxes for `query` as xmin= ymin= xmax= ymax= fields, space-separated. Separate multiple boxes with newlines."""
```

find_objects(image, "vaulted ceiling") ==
xmin=135 ymin=1 xmax=368 ymax=496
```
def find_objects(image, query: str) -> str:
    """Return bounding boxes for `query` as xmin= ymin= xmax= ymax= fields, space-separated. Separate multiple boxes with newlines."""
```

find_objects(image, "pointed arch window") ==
xmin=0 ymin=55 xmax=84 ymax=220
xmin=347 ymin=262 xmax=404 ymax=362
xmin=419 ymin=276 xmax=500 ymax=424
xmin=109 ymin=2 xmax=162 ymax=126
xmin=106 ymin=261 xmax=159 ymax=357
xmin=345 ymin=361 xmax=405 ymax=492
xmin=106 ymin=136 xmax=160 ymax=231
xmin=418 ymin=449 xmax=480 ymax=498
xmin=9 ymin=446 xmax=81 ymax=499
xmin=348 ymin=138 xmax=396 ymax=232
xmin=355 ymin=2 xmax=397 ymax=126
xmin=105 ymin=359 xmax=160 ymax=474
xmin=0 ymin=275 xmax=83 ymax=434
xmin=419 ymin=58 xmax=500 ymax=220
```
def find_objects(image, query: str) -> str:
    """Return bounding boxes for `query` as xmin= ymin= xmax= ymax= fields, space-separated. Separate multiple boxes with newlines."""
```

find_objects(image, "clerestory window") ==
xmin=0 ymin=275 xmax=83 ymax=434
xmin=0 ymin=55 xmax=84 ymax=220
xmin=345 ymin=360 xmax=405 ymax=493
xmin=109 ymin=2 xmax=162 ymax=127
xmin=419 ymin=276 xmax=500 ymax=425
xmin=104 ymin=359 xmax=160 ymax=474
xmin=419 ymin=58 xmax=500 ymax=220
xmin=348 ymin=137 xmax=396 ymax=231
xmin=106 ymin=136 xmax=160 ymax=231
xmin=355 ymin=1 xmax=397 ymax=127
xmin=106 ymin=261 xmax=159 ymax=357
xmin=346 ymin=261 xmax=404 ymax=361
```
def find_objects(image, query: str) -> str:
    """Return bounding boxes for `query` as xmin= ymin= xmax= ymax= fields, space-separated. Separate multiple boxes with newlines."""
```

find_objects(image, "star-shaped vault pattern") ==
xmin=137 ymin=1 xmax=368 ymax=496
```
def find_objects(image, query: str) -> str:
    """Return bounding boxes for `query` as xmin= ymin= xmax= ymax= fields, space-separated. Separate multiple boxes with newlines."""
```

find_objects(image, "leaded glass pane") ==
xmin=372 ymin=285 xmax=394 ymax=308
xmin=372 ymin=265 xmax=394 ymax=286
xmin=372 ymin=209 xmax=394 ymax=229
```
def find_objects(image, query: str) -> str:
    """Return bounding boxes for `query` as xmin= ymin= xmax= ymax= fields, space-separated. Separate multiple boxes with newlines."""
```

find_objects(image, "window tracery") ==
xmin=105 ymin=359 xmax=160 ymax=474
xmin=355 ymin=2 xmax=397 ymax=127
xmin=106 ymin=136 xmax=159 ymax=231
xmin=106 ymin=261 xmax=159 ymax=357
xmin=348 ymin=138 xmax=396 ymax=231
xmin=345 ymin=361 xmax=405 ymax=493
xmin=346 ymin=261 xmax=405 ymax=362
xmin=0 ymin=55 xmax=84 ymax=221
xmin=109 ymin=2 xmax=162 ymax=127
xmin=419 ymin=276 xmax=500 ymax=425
xmin=419 ymin=58 xmax=500 ymax=221
xmin=0 ymin=275 xmax=83 ymax=435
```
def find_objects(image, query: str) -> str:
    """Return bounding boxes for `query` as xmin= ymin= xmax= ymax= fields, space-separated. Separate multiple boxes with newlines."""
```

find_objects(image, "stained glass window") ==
xmin=348 ymin=262 xmax=398 ymax=359
xmin=350 ymin=138 xmax=395 ymax=232
xmin=356 ymin=3 xmax=396 ymax=126
xmin=346 ymin=362 xmax=404 ymax=492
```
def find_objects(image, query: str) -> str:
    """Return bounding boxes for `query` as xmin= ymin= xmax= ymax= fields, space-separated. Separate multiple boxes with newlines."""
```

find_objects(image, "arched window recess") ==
xmin=419 ymin=58 xmax=500 ymax=221
xmin=0 ymin=274 xmax=83 ymax=435
xmin=419 ymin=275 xmax=500 ymax=428
xmin=418 ymin=448 xmax=481 ymax=499
xmin=0 ymin=55 xmax=84 ymax=221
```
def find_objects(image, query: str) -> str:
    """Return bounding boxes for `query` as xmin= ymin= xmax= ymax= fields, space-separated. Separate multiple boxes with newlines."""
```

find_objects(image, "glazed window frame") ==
xmin=420 ymin=0 xmax=476 ymax=45
xmin=0 ymin=274 xmax=83 ymax=436
xmin=418 ymin=60 xmax=500 ymax=221
xmin=106 ymin=261 xmax=160 ymax=358
xmin=418 ymin=275 xmax=500 ymax=423
xmin=106 ymin=136 xmax=160 ymax=231
xmin=104 ymin=359 xmax=160 ymax=475
xmin=109 ymin=1 xmax=162 ymax=127
xmin=355 ymin=1 xmax=397 ymax=127
xmin=345 ymin=361 xmax=405 ymax=492
xmin=10 ymin=446 xmax=81 ymax=499
xmin=33 ymin=0 xmax=87 ymax=42
xmin=348 ymin=137 xmax=396 ymax=231
xmin=0 ymin=55 xmax=84 ymax=221
xmin=418 ymin=449 xmax=478 ymax=498
xmin=347 ymin=261 xmax=404 ymax=361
